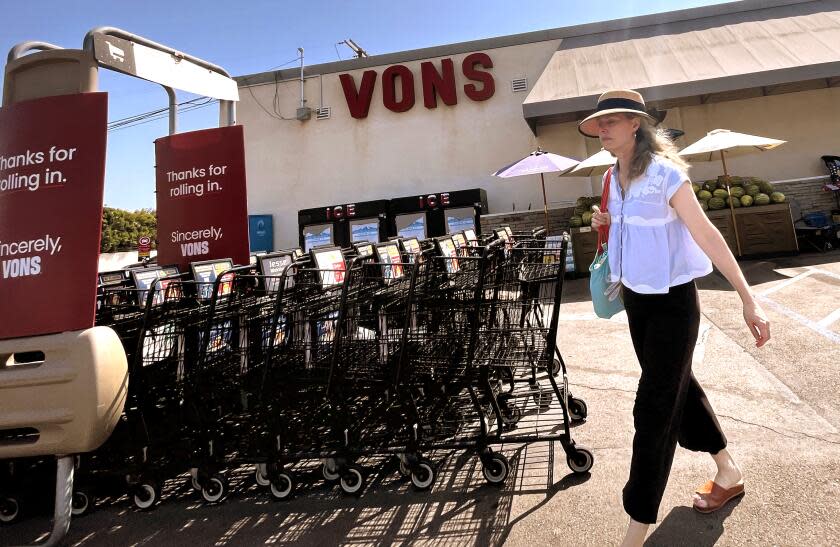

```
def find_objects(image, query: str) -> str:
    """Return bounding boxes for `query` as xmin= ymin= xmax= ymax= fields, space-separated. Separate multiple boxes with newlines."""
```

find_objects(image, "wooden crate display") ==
xmin=570 ymin=227 xmax=598 ymax=274
xmin=707 ymin=203 xmax=797 ymax=257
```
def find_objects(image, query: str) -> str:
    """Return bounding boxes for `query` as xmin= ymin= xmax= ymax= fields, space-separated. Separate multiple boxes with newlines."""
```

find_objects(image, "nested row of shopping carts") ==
xmin=0 ymin=227 xmax=591 ymax=521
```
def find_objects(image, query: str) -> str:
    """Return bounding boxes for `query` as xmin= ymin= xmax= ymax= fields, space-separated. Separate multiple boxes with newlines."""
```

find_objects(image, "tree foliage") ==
xmin=100 ymin=207 xmax=156 ymax=253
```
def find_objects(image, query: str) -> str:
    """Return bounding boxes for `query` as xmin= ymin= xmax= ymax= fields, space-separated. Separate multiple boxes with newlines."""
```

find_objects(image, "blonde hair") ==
xmin=625 ymin=115 xmax=690 ymax=180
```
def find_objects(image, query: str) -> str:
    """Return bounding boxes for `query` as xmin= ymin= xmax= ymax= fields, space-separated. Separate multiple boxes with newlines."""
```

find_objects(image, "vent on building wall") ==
xmin=316 ymin=106 xmax=331 ymax=120
xmin=511 ymin=78 xmax=528 ymax=93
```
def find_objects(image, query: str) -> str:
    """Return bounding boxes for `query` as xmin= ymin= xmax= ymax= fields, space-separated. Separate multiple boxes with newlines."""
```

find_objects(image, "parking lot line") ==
xmin=759 ymin=270 xmax=814 ymax=296
xmin=817 ymin=307 xmax=840 ymax=328
xmin=756 ymin=294 xmax=840 ymax=345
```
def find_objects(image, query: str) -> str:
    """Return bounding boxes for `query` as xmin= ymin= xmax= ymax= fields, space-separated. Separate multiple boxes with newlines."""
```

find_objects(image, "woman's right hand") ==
xmin=591 ymin=205 xmax=611 ymax=229
xmin=743 ymin=300 xmax=771 ymax=347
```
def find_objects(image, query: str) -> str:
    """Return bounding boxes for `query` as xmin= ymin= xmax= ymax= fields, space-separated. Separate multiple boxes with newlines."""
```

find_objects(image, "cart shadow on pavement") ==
xmin=1 ymin=442 xmax=590 ymax=547
xmin=644 ymin=497 xmax=742 ymax=547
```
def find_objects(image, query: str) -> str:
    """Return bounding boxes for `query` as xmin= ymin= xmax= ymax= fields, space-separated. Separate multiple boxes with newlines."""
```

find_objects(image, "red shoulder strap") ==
xmin=596 ymin=167 xmax=613 ymax=254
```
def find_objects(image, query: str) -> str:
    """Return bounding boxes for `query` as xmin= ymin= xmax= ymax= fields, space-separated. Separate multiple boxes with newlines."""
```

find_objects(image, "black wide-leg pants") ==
xmin=621 ymin=281 xmax=727 ymax=524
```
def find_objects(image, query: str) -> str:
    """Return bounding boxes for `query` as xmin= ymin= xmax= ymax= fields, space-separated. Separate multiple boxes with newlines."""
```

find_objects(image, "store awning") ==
xmin=523 ymin=5 xmax=840 ymax=131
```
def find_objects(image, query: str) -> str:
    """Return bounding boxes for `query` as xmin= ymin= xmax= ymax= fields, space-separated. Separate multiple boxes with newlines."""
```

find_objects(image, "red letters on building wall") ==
xmin=421 ymin=58 xmax=457 ymax=109
xmin=339 ymin=71 xmax=377 ymax=119
xmin=339 ymin=52 xmax=495 ymax=119
xmin=462 ymin=53 xmax=495 ymax=102
xmin=382 ymin=65 xmax=415 ymax=113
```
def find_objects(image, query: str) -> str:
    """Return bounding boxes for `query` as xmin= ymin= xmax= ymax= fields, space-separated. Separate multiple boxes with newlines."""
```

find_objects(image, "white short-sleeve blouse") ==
xmin=606 ymin=153 xmax=713 ymax=294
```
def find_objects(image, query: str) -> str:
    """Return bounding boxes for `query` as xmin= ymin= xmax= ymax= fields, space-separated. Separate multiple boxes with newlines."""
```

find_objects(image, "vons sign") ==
xmin=339 ymin=52 xmax=495 ymax=119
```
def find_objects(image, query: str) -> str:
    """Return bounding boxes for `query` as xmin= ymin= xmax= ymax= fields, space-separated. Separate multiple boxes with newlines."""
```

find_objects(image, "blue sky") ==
xmin=1 ymin=0 xmax=729 ymax=210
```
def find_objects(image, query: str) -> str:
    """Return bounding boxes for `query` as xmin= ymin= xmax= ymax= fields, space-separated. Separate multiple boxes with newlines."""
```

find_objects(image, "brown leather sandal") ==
xmin=693 ymin=480 xmax=745 ymax=514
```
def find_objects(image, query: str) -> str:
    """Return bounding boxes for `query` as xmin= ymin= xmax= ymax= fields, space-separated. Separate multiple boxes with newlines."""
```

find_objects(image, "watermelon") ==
xmin=691 ymin=183 xmax=701 ymax=194
xmin=729 ymin=186 xmax=745 ymax=198
xmin=700 ymin=200 xmax=709 ymax=211
xmin=708 ymin=197 xmax=726 ymax=210
xmin=713 ymin=189 xmax=729 ymax=200
xmin=745 ymin=184 xmax=760 ymax=197
xmin=754 ymin=193 xmax=771 ymax=206
xmin=574 ymin=206 xmax=587 ymax=216
xmin=703 ymin=180 xmax=718 ymax=191
xmin=576 ymin=196 xmax=590 ymax=207
xmin=717 ymin=175 xmax=732 ymax=187
xmin=581 ymin=211 xmax=593 ymax=226
xmin=729 ymin=176 xmax=744 ymax=185
xmin=758 ymin=181 xmax=774 ymax=194
xmin=698 ymin=190 xmax=713 ymax=201
xmin=740 ymin=195 xmax=754 ymax=207
xmin=726 ymin=196 xmax=742 ymax=208
xmin=570 ymin=216 xmax=583 ymax=227
xmin=770 ymin=191 xmax=786 ymax=203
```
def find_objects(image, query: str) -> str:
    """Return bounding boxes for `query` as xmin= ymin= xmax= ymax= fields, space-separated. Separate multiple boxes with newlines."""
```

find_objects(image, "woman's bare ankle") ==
xmin=620 ymin=519 xmax=650 ymax=547
xmin=711 ymin=449 xmax=743 ymax=487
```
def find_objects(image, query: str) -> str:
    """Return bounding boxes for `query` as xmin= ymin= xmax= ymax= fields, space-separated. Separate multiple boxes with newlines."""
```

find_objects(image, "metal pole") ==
xmin=540 ymin=172 xmax=551 ymax=233
xmin=163 ymin=85 xmax=176 ymax=135
xmin=11 ymin=456 xmax=75 ymax=547
xmin=217 ymin=100 xmax=236 ymax=127
xmin=298 ymin=48 xmax=305 ymax=110
xmin=720 ymin=150 xmax=743 ymax=256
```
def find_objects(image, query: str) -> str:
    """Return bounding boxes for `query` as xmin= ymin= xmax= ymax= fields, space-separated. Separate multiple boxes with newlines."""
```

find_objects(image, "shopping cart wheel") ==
xmin=322 ymin=459 xmax=340 ymax=482
xmin=551 ymin=358 xmax=562 ymax=376
xmin=568 ymin=397 xmax=588 ymax=422
xmin=200 ymin=475 xmax=228 ymax=504
xmin=410 ymin=459 xmax=436 ymax=491
xmin=133 ymin=482 xmax=160 ymax=510
xmin=71 ymin=489 xmax=93 ymax=517
xmin=481 ymin=453 xmax=510 ymax=485
xmin=254 ymin=464 xmax=270 ymax=487
xmin=269 ymin=472 xmax=295 ymax=501
xmin=567 ymin=446 xmax=594 ymax=474
xmin=339 ymin=465 xmax=365 ymax=496
xmin=0 ymin=497 xmax=20 ymax=524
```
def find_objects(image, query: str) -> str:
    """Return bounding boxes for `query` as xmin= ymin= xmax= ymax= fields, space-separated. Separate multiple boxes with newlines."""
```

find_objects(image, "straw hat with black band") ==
xmin=578 ymin=89 xmax=658 ymax=138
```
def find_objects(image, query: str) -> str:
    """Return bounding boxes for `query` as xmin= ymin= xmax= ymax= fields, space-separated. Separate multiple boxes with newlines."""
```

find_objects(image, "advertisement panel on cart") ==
xmin=0 ymin=93 xmax=108 ymax=339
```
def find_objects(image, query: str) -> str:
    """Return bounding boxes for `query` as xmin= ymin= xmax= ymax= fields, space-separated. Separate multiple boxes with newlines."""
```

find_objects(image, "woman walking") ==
xmin=582 ymin=90 xmax=771 ymax=546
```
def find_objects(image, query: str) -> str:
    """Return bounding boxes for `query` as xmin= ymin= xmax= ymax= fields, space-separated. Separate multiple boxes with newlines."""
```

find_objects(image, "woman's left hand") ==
xmin=743 ymin=301 xmax=770 ymax=347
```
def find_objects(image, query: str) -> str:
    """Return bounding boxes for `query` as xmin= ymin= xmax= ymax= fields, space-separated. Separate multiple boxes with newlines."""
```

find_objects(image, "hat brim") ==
xmin=578 ymin=108 xmax=657 ymax=138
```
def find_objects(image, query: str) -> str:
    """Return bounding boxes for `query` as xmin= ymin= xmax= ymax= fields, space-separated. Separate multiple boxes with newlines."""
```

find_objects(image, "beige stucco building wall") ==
xmin=238 ymin=39 xmax=598 ymax=248
xmin=668 ymin=88 xmax=840 ymax=182
xmin=239 ymin=39 xmax=839 ymax=248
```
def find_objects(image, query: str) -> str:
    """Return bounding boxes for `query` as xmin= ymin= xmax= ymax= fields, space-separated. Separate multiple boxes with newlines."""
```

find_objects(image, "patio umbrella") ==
xmin=679 ymin=129 xmax=786 ymax=256
xmin=558 ymin=148 xmax=615 ymax=178
xmin=557 ymin=129 xmax=683 ymax=177
xmin=492 ymin=148 xmax=578 ymax=232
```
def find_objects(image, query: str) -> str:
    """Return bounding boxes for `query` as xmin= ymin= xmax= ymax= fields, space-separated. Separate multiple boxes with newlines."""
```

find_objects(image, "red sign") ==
xmin=418 ymin=193 xmax=450 ymax=209
xmin=0 ymin=93 xmax=108 ymax=340
xmin=138 ymin=235 xmax=151 ymax=258
xmin=325 ymin=203 xmax=356 ymax=220
xmin=339 ymin=52 xmax=495 ymax=119
xmin=155 ymin=125 xmax=249 ymax=270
